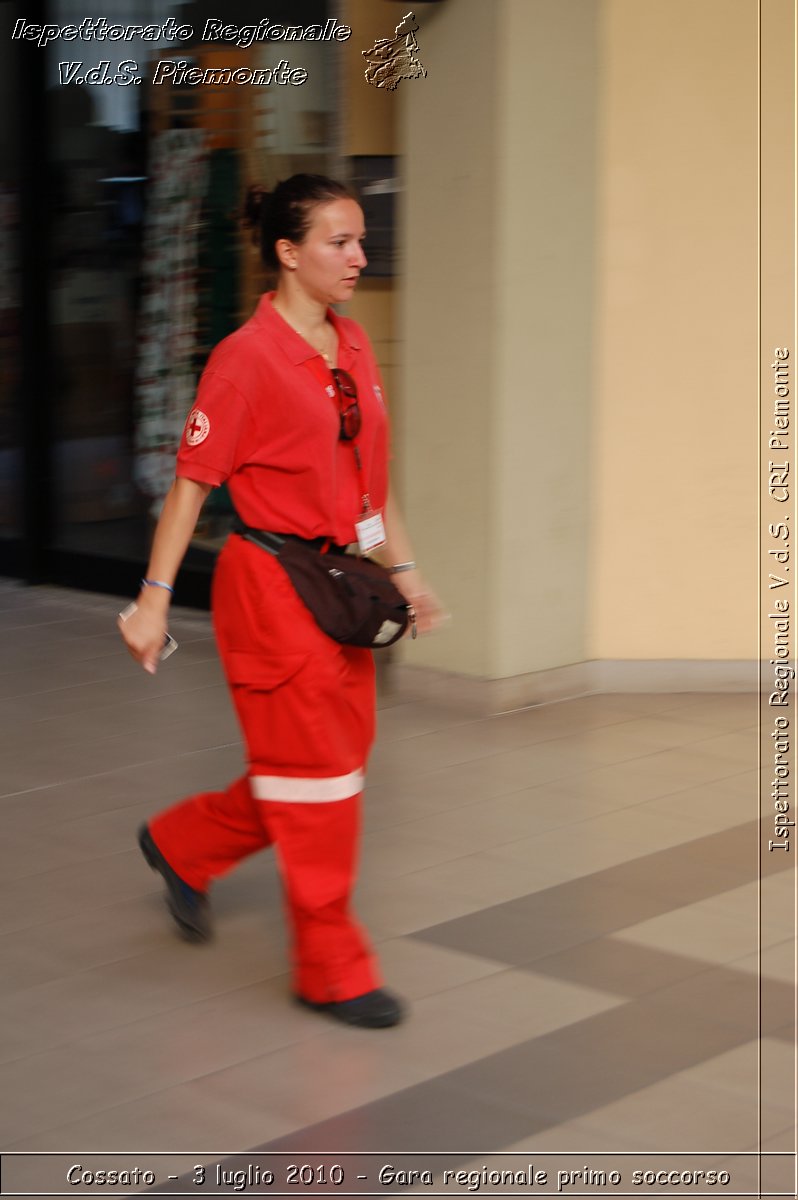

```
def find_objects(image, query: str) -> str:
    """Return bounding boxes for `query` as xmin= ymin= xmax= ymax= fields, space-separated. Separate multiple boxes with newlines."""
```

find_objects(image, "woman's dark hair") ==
xmin=243 ymin=174 xmax=355 ymax=270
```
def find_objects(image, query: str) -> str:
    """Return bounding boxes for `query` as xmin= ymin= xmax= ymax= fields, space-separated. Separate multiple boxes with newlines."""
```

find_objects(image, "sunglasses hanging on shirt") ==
xmin=328 ymin=366 xmax=385 ymax=555
xmin=330 ymin=368 xmax=362 ymax=441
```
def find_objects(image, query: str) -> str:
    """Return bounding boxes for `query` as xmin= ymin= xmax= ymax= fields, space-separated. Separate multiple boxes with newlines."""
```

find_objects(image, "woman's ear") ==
xmin=275 ymin=239 xmax=297 ymax=270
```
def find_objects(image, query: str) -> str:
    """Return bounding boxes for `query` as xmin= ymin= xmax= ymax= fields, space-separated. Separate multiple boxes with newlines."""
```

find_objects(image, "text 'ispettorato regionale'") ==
xmin=11 ymin=17 xmax=353 ymax=48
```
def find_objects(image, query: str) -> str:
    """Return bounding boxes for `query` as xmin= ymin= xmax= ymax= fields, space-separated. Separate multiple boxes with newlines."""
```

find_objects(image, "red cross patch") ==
xmin=185 ymin=409 xmax=210 ymax=446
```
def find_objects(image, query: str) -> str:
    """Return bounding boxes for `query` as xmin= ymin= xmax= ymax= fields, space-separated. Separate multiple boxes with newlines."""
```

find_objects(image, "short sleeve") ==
xmin=175 ymin=369 xmax=253 ymax=487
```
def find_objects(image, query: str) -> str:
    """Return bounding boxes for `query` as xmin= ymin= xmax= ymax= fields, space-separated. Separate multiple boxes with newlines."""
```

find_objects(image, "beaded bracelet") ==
xmin=140 ymin=578 xmax=174 ymax=595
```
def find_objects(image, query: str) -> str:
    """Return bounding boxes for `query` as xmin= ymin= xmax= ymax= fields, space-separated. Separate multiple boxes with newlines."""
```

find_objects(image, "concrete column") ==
xmin=398 ymin=0 xmax=598 ymax=695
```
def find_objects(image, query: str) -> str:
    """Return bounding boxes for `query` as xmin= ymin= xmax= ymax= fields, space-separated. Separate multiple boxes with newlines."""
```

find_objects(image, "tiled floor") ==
xmin=0 ymin=581 xmax=794 ymax=1196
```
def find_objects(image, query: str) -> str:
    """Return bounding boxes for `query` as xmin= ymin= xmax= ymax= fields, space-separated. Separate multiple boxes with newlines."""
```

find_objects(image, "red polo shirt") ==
xmin=176 ymin=293 xmax=390 ymax=545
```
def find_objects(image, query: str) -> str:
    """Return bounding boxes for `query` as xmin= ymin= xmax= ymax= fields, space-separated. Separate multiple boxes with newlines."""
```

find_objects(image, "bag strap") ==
xmin=245 ymin=530 xmax=285 ymax=556
xmin=232 ymin=518 xmax=285 ymax=557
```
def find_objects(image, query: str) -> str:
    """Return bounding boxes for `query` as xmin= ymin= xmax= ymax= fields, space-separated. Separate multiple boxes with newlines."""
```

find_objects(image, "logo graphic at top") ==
xmin=185 ymin=409 xmax=210 ymax=446
xmin=362 ymin=11 xmax=427 ymax=91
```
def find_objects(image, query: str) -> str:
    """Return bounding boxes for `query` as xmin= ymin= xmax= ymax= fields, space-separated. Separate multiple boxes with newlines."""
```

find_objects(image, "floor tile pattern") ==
xmin=0 ymin=581 xmax=794 ymax=1197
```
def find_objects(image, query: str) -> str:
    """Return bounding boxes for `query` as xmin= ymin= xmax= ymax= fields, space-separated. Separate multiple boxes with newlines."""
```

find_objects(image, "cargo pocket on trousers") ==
xmin=224 ymin=650 xmax=309 ymax=691
xmin=223 ymin=650 xmax=313 ymax=771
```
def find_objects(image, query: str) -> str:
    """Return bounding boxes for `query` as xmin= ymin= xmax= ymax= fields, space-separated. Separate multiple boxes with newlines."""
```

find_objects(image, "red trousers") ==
xmin=149 ymin=535 xmax=381 ymax=1003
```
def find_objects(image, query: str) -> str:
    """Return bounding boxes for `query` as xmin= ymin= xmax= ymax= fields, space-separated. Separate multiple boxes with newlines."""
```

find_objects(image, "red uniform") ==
xmin=148 ymin=294 xmax=390 ymax=1003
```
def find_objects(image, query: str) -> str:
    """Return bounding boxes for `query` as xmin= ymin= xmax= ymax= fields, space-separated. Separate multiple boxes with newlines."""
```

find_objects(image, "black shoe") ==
xmin=296 ymin=988 xmax=404 ymax=1028
xmin=138 ymin=824 xmax=211 ymax=943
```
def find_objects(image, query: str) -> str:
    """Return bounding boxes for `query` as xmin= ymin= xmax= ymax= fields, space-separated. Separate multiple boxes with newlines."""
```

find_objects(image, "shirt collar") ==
xmin=254 ymin=292 xmax=361 ymax=366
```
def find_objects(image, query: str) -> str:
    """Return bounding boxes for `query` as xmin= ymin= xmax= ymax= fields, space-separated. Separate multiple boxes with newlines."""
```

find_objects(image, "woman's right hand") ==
xmin=118 ymin=593 xmax=170 ymax=675
xmin=116 ymin=478 xmax=212 ymax=674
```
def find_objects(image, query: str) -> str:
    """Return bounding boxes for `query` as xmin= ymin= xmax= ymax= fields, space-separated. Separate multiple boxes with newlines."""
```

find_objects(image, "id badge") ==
xmin=355 ymin=508 xmax=386 ymax=555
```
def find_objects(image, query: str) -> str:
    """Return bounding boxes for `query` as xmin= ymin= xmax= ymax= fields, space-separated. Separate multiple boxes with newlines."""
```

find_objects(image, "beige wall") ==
xmin=759 ymin=0 xmax=796 ymax=682
xmin=589 ymin=0 xmax=758 ymax=660
xmin=395 ymin=0 xmax=766 ymax=685
xmin=347 ymin=280 xmax=398 ymax=445
xmin=340 ymin=0 xmax=399 ymax=157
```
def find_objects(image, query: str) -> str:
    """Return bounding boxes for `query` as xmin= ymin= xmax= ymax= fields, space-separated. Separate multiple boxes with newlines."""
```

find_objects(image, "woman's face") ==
xmin=285 ymin=198 xmax=368 ymax=305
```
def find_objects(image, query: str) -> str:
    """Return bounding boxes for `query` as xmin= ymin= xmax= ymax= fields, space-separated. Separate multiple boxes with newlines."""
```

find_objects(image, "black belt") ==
xmin=232 ymin=519 xmax=349 ymax=556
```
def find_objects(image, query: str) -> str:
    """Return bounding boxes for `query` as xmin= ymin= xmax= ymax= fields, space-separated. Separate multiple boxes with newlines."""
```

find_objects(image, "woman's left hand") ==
xmin=392 ymin=568 xmax=448 ymax=636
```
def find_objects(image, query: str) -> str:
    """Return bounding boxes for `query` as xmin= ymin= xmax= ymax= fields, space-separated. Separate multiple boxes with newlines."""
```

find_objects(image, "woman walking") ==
xmin=119 ymin=175 xmax=441 ymax=1029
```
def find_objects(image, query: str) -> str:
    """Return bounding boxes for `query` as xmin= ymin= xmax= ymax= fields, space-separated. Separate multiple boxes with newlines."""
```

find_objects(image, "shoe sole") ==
xmin=295 ymin=994 xmax=403 ymax=1029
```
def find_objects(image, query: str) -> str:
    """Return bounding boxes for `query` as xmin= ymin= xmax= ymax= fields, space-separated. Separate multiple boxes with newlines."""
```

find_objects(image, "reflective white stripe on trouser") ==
xmin=250 ymin=768 xmax=365 ymax=802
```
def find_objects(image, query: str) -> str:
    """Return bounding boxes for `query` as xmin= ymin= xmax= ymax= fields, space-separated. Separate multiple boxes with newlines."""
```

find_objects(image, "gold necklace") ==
xmin=315 ymin=326 xmax=337 ymax=367
xmin=272 ymin=299 xmax=336 ymax=364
